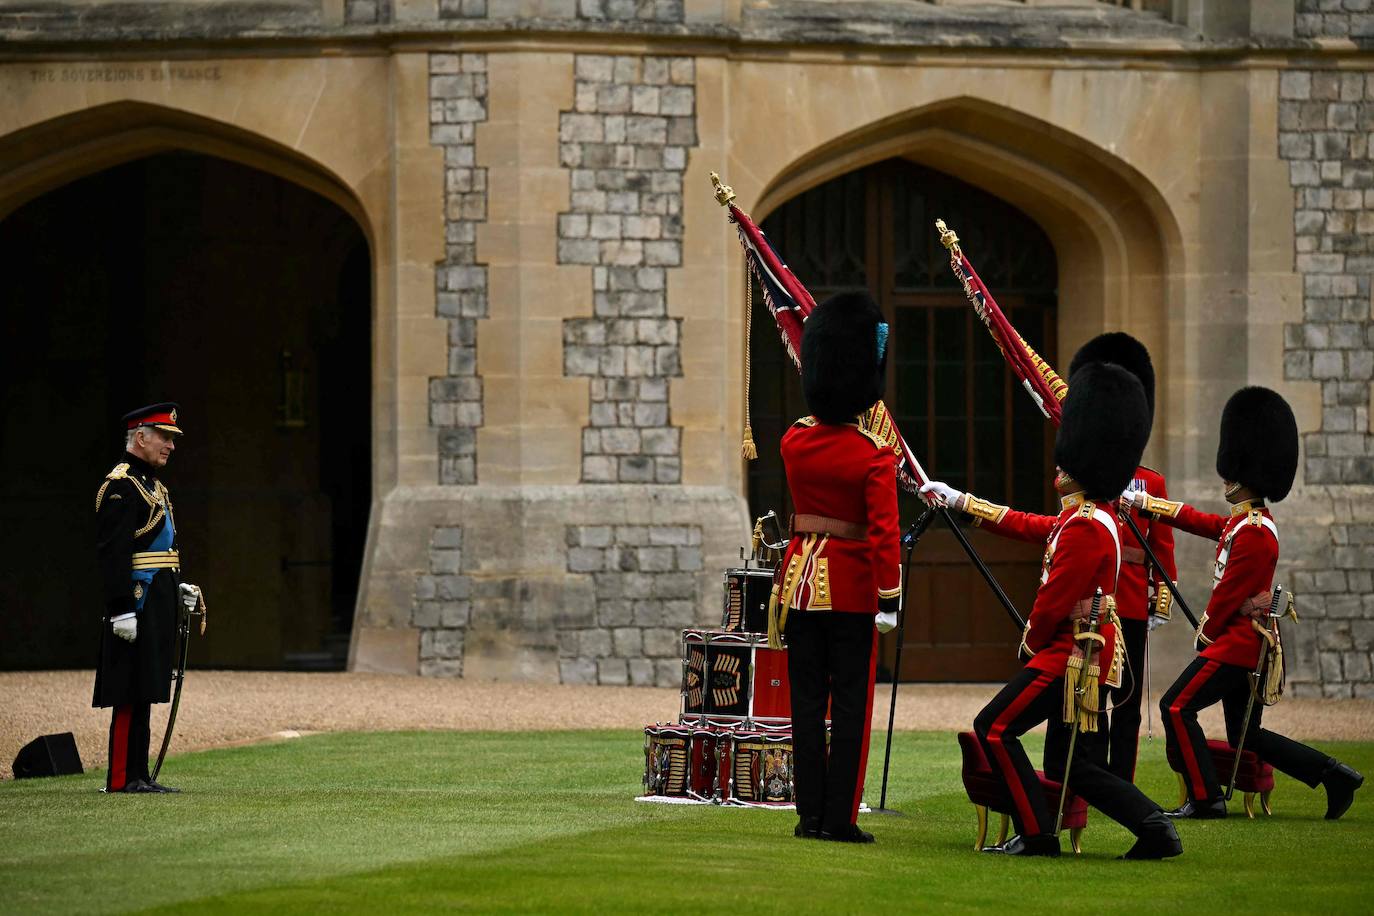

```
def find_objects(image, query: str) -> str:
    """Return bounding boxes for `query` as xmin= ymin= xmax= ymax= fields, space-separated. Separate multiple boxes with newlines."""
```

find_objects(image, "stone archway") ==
xmin=0 ymin=105 xmax=378 ymax=671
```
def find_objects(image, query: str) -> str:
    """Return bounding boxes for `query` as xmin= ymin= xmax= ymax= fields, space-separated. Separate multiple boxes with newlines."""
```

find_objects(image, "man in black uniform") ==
xmin=94 ymin=403 xmax=199 ymax=794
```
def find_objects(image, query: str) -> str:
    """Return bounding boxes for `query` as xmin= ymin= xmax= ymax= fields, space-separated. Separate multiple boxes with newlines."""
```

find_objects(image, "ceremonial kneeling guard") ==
xmin=1124 ymin=387 xmax=1365 ymax=820
xmin=94 ymin=404 xmax=203 ymax=794
xmin=923 ymin=363 xmax=1181 ymax=859
xmin=770 ymin=291 xmax=901 ymax=844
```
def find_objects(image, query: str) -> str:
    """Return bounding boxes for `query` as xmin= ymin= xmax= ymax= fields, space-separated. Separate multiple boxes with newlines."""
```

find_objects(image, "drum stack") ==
xmin=639 ymin=514 xmax=804 ymax=808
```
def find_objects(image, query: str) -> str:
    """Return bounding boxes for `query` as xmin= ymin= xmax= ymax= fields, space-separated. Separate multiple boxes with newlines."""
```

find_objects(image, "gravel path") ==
xmin=4 ymin=670 xmax=1373 ymax=779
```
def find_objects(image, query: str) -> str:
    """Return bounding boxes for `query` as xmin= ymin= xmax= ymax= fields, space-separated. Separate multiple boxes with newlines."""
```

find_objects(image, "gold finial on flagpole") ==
xmin=711 ymin=171 xmax=736 ymax=207
xmin=936 ymin=219 xmax=960 ymax=253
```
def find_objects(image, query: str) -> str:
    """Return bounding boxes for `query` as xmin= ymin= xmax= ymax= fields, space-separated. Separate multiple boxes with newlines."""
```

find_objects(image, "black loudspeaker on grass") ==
xmin=13 ymin=732 xmax=84 ymax=779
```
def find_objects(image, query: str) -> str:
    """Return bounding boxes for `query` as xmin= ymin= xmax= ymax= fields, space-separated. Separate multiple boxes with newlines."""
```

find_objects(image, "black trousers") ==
xmin=1103 ymin=616 xmax=1148 ymax=782
xmin=1161 ymin=656 xmax=1331 ymax=803
xmin=106 ymin=702 xmax=152 ymax=791
xmin=785 ymin=612 xmax=877 ymax=831
xmin=975 ymin=666 xmax=1159 ymax=838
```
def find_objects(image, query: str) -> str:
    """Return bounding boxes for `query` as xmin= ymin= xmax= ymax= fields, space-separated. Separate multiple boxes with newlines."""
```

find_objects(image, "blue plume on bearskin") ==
xmin=801 ymin=290 xmax=887 ymax=424
xmin=1069 ymin=332 xmax=1155 ymax=421
xmin=1217 ymin=386 xmax=1299 ymax=502
xmin=1054 ymin=361 xmax=1150 ymax=500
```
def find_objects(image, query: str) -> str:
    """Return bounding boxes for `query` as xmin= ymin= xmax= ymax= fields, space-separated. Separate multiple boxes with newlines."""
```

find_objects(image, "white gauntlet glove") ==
xmin=875 ymin=611 xmax=898 ymax=634
xmin=919 ymin=480 xmax=963 ymax=509
xmin=1148 ymin=613 xmax=1169 ymax=632
xmin=111 ymin=613 xmax=138 ymax=643
xmin=1120 ymin=488 xmax=1148 ymax=512
xmin=179 ymin=583 xmax=202 ymax=609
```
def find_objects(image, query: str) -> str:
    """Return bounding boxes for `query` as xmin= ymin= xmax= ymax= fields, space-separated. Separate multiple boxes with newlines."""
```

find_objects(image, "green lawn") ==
xmin=1 ymin=730 xmax=1371 ymax=914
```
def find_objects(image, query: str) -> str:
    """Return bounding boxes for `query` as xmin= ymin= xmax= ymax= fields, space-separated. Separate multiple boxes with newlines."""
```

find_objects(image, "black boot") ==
xmin=1321 ymin=759 xmax=1364 ymax=820
xmin=818 ymin=824 xmax=875 ymax=844
xmin=104 ymin=778 xmax=161 ymax=794
xmin=794 ymin=816 xmax=821 ymax=839
xmin=147 ymin=780 xmax=181 ymax=794
xmin=1164 ymin=798 xmax=1226 ymax=819
xmin=983 ymin=834 xmax=1060 ymax=857
xmin=1119 ymin=812 xmax=1183 ymax=860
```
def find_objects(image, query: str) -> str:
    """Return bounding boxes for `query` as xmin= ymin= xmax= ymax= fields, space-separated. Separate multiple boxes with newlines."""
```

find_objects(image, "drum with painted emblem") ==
xmin=725 ymin=730 xmax=796 ymax=806
xmin=642 ymin=724 xmax=692 ymax=798
xmin=679 ymin=628 xmax=792 ymax=727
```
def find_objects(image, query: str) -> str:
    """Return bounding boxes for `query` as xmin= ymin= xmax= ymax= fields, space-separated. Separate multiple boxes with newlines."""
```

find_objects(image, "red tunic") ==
xmin=1151 ymin=499 xmax=1276 ymax=668
xmin=1119 ymin=466 xmax=1178 ymax=621
xmin=974 ymin=493 xmax=1121 ymax=681
xmin=776 ymin=418 xmax=902 ymax=615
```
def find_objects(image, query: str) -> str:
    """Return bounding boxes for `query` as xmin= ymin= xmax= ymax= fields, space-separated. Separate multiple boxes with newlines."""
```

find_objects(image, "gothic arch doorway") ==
xmin=748 ymin=158 xmax=1057 ymax=682
xmin=0 ymin=151 xmax=372 ymax=671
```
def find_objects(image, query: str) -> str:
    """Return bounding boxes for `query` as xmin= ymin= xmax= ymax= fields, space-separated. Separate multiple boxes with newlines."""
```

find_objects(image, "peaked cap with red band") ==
xmin=123 ymin=402 xmax=182 ymax=436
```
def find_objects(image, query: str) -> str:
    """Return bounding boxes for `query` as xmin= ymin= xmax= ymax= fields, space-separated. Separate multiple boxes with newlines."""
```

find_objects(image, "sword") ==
xmin=1056 ymin=588 xmax=1103 ymax=836
xmin=1226 ymin=585 xmax=1283 ymax=802
xmin=152 ymin=585 xmax=206 ymax=782
xmin=1117 ymin=509 xmax=1200 ymax=630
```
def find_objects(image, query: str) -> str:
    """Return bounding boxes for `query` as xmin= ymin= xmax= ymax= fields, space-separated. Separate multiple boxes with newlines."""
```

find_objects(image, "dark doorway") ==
xmin=0 ymin=152 xmax=371 ymax=671
xmin=747 ymin=158 xmax=1058 ymax=682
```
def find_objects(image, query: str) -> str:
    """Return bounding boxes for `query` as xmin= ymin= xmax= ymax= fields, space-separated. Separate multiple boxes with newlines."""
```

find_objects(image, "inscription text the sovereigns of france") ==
xmin=28 ymin=65 xmax=223 ymax=84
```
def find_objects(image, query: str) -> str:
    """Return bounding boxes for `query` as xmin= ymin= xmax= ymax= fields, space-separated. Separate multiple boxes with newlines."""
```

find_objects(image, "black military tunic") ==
xmin=92 ymin=452 xmax=180 ymax=708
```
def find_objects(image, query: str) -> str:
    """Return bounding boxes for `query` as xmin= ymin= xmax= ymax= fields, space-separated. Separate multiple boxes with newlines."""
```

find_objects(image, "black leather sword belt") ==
xmin=791 ymin=514 xmax=866 ymax=540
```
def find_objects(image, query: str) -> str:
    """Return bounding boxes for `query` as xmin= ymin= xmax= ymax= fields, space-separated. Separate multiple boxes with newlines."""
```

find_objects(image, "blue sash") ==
xmin=132 ymin=507 xmax=175 ymax=610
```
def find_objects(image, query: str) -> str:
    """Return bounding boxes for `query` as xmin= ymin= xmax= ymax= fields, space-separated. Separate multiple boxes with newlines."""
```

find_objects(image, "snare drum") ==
xmin=643 ymin=725 xmax=692 ymax=797
xmin=687 ymin=726 xmax=731 ymax=799
xmin=726 ymin=730 xmax=796 ymax=805
xmin=722 ymin=566 xmax=774 ymax=634
xmin=679 ymin=628 xmax=792 ymax=726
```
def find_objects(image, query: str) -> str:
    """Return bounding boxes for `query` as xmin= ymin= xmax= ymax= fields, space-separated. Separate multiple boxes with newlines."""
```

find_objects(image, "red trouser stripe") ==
xmin=1169 ymin=659 xmax=1220 ymax=800
xmin=987 ymin=671 xmax=1055 ymax=834
xmin=110 ymin=704 xmax=131 ymax=791
xmin=849 ymin=627 xmax=880 ymax=821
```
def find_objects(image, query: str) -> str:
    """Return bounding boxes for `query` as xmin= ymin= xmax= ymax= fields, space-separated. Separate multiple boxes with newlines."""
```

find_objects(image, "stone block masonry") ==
xmin=560 ymin=524 xmax=702 ymax=686
xmin=413 ymin=526 xmax=472 ymax=677
xmin=429 ymin=53 xmax=489 ymax=485
xmin=558 ymin=54 xmax=697 ymax=484
xmin=437 ymin=0 xmax=683 ymax=22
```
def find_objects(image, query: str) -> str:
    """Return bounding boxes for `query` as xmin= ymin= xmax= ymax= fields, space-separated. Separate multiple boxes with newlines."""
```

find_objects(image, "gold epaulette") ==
xmin=792 ymin=416 xmax=818 ymax=428
xmin=95 ymin=463 xmax=131 ymax=512
xmin=1140 ymin=494 xmax=1182 ymax=518
xmin=1248 ymin=508 xmax=1265 ymax=527
xmin=1077 ymin=502 xmax=1095 ymax=520
xmin=854 ymin=425 xmax=886 ymax=449
xmin=963 ymin=494 xmax=1009 ymax=525
xmin=857 ymin=403 xmax=903 ymax=457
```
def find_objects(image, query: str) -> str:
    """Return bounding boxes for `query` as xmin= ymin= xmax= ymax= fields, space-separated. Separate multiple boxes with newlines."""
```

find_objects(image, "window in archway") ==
xmin=747 ymin=158 xmax=1059 ymax=524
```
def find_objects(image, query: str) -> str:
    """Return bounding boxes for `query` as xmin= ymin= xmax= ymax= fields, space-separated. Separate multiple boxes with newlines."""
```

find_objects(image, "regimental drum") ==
xmin=722 ymin=566 xmax=774 ymax=634
xmin=687 ymin=726 xmax=729 ymax=800
xmin=726 ymin=730 xmax=796 ymax=806
xmin=643 ymin=725 xmax=692 ymax=798
xmin=680 ymin=628 xmax=791 ymax=726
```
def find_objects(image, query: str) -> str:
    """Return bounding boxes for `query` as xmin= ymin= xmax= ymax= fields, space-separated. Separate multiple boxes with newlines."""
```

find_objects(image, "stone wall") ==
xmin=437 ymin=0 xmax=683 ymax=21
xmin=1279 ymin=6 xmax=1374 ymax=697
xmin=429 ymin=52 xmax=490 ymax=485
xmin=558 ymin=54 xmax=697 ymax=484
xmin=413 ymin=526 xmax=471 ymax=676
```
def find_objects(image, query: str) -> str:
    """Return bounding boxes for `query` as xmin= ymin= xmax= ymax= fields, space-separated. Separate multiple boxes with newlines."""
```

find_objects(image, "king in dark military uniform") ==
xmin=94 ymin=403 xmax=199 ymax=794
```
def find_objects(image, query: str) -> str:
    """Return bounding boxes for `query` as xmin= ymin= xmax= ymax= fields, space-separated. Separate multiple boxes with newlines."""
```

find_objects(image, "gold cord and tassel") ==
xmin=741 ymin=267 xmax=758 ymax=460
xmin=1063 ymin=628 xmax=1106 ymax=732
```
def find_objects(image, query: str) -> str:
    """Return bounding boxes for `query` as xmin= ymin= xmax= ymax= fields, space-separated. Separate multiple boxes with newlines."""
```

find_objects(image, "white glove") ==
xmin=1120 ymin=488 xmax=1148 ymax=512
xmin=111 ymin=613 xmax=138 ymax=643
xmin=876 ymin=610 xmax=898 ymax=634
xmin=179 ymin=583 xmax=202 ymax=609
xmin=1148 ymin=614 xmax=1168 ymax=632
xmin=919 ymin=480 xmax=962 ymax=509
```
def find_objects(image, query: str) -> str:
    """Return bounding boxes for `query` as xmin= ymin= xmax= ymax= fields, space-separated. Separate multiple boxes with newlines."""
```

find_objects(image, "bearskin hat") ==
xmin=1069 ymin=332 xmax=1155 ymax=421
xmin=801 ymin=290 xmax=887 ymax=424
xmin=1054 ymin=362 xmax=1150 ymax=500
xmin=1216 ymin=386 xmax=1298 ymax=502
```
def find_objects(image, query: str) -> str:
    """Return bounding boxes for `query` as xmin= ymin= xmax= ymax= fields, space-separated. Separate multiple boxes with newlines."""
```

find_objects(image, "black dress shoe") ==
xmin=1321 ymin=759 xmax=1364 ymax=820
xmin=105 ymin=778 xmax=161 ymax=794
xmin=818 ymin=824 xmax=875 ymax=844
xmin=1119 ymin=812 xmax=1183 ymax=860
xmin=983 ymin=833 xmax=1060 ymax=857
xmin=794 ymin=816 xmax=821 ymax=839
xmin=147 ymin=780 xmax=181 ymax=794
xmin=1164 ymin=798 xmax=1226 ymax=819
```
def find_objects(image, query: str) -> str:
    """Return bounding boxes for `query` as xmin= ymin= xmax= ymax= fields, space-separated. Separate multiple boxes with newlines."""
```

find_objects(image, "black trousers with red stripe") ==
xmin=974 ymin=666 xmax=1160 ymax=838
xmin=1161 ymin=656 xmax=1330 ymax=803
xmin=106 ymin=703 xmax=152 ymax=791
xmin=785 ymin=612 xmax=878 ymax=831
xmin=1103 ymin=616 xmax=1148 ymax=782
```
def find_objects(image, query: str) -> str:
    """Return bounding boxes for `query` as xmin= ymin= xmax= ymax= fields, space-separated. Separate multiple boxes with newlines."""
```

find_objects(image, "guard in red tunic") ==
xmin=1068 ymin=334 xmax=1177 ymax=783
xmin=770 ymin=291 xmax=901 ymax=844
xmin=1126 ymin=387 xmax=1364 ymax=819
xmin=923 ymin=362 xmax=1181 ymax=858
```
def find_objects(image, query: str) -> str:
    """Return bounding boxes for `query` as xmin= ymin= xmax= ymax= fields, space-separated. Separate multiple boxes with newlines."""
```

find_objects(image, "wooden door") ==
xmin=747 ymin=159 xmax=1059 ymax=682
